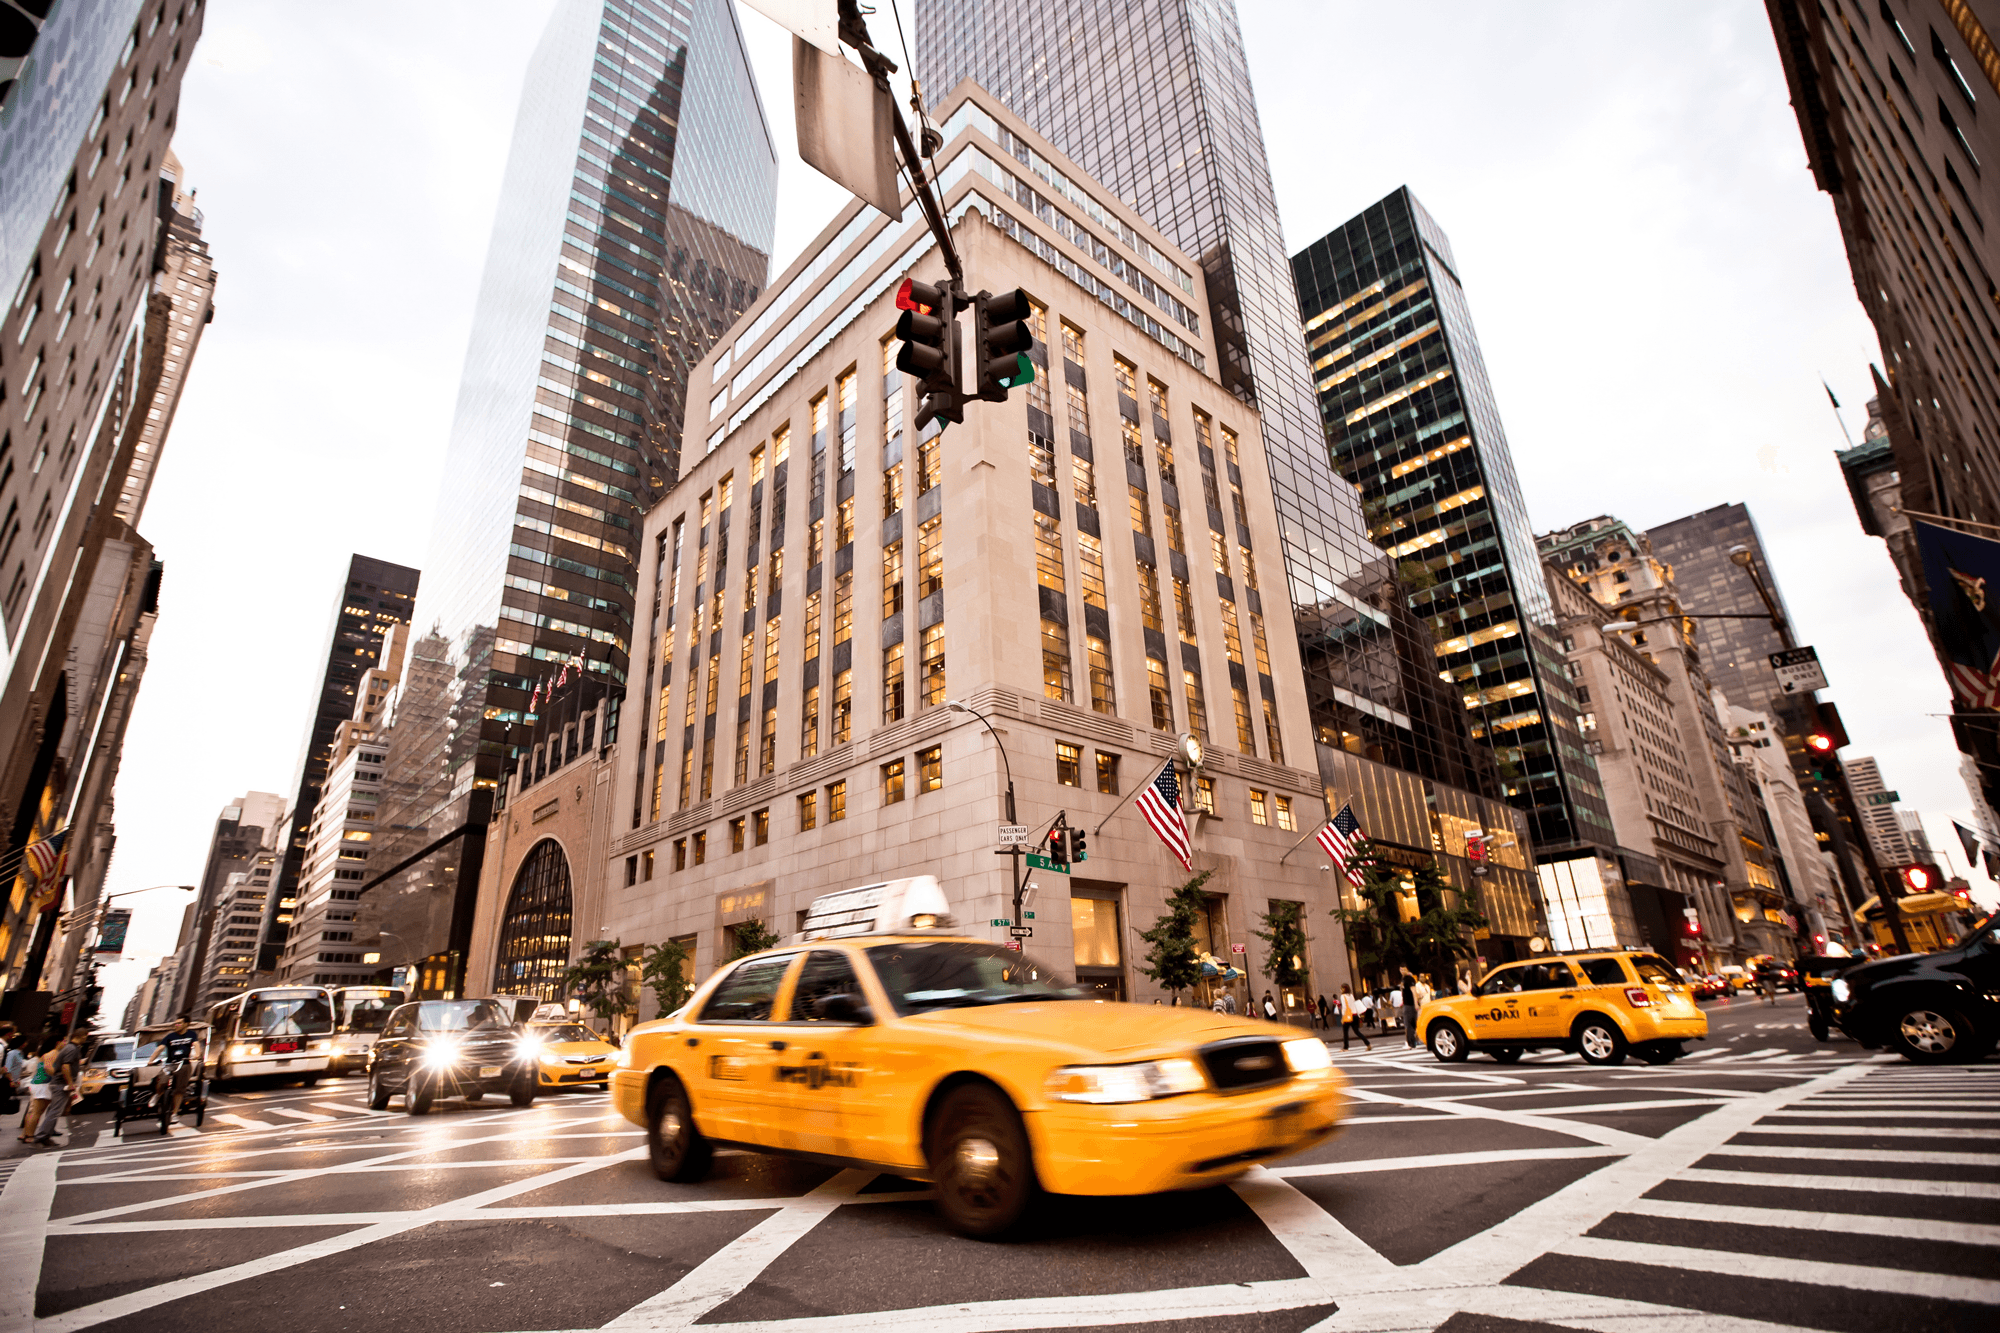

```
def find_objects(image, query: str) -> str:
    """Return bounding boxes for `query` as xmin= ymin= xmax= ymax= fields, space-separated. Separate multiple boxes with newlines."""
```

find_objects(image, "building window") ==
xmin=883 ymin=461 xmax=904 ymax=516
xmin=763 ymin=617 xmax=781 ymax=683
xmin=624 ymin=855 xmax=638 ymax=887
xmin=828 ymin=780 xmax=847 ymax=821
xmin=642 ymin=849 xmax=655 ymax=880
xmin=837 ymin=368 xmax=857 ymax=472
xmin=729 ymin=817 xmax=745 ymax=853
xmin=798 ymin=791 xmax=817 ymax=831
xmin=918 ymin=516 xmax=943 ymax=597
xmin=734 ymin=716 xmax=752 ymax=785
xmin=1071 ymin=453 xmax=1096 ymax=509
xmin=883 ymin=540 xmax=904 ymax=617
xmin=801 ymin=683 xmax=821 ymax=757
xmin=1096 ymin=751 xmax=1119 ymax=795
xmin=1232 ymin=686 xmax=1257 ymax=755
xmin=918 ymin=744 xmax=943 ymax=792
xmin=1262 ymin=698 xmax=1285 ymax=766
xmin=1275 ymin=795 xmax=1296 ymax=831
xmin=1056 ymin=742 xmax=1082 ymax=787
xmin=804 ymin=589 xmax=822 ymax=658
xmin=1030 ymin=426 xmax=1057 ymax=488
xmin=1184 ymin=670 xmax=1210 ymax=742
xmin=921 ymin=624 xmax=946 ymax=705
xmin=1034 ymin=512 xmax=1065 ymax=591
xmin=1148 ymin=658 xmax=1174 ymax=732
xmin=833 ymin=668 xmax=853 ymax=745
xmin=836 ymin=495 xmax=855 ymax=548
xmin=918 ymin=425 xmax=942 ymax=493
xmin=1194 ymin=777 xmax=1216 ymax=815
xmin=1250 ymin=789 xmax=1269 ymax=825
xmin=1128 ymin=482 xmax=1151 ymax=536
xmin=1136 ymin=563 xmax=1164 ymax=632
xmin=882 ymin=758 xmax=906 ymax=805
xmin=832 ymin=572 xmax=853 ymax=645
xmin=760 ymin=706 xmax=777 ymax=775
xmin=1042 ymin=618 xmax=1072 ymax=702
xmin=1173 ymin=578 xmax=1198 ymax=644
xmin=673 ymin=838 xmax=687 ymax=871
xmin=1220 ymin=601 xmax=1245 ymax=665
xmin=883 ymin=642 xmax=906 ymax=722
xmin=692 ymin=831 xmax=707 ymax=865
xmin=1062 ymin=321 xmax=1085 ymax=366
xmin=754 ymin=807 xmax=770 ymax=845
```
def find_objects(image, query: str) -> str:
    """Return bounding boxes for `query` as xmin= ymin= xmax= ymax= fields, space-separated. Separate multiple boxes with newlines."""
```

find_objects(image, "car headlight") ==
xmin=615 ymin=1043 xmax=636 ymax=1069
xmin=230 ymin=1044 xmax=257 ymax=1061
xmin=515 ymin=1035 xmax=546 ymax=1061
xmin=1831 ymin=978 xmax=1850 ymax=1003
xmin=1282 ymin=1037 xmax=1333 ymax=1073
xmin=308 ymin=1040 xmax=330 ymax=1052
xmin=422 ymin=1038 xmax=462 ymax=1069
xmin=1046 ymin=1057 xmax=1207 ymax=1103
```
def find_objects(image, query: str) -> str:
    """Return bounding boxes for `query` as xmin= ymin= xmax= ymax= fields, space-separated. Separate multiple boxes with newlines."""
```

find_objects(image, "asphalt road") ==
xmin=1 ymin=991 xmax=1993 ymax=1333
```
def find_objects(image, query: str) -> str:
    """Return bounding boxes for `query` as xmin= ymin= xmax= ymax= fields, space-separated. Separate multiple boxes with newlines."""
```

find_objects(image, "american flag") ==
xmin=24 ymin=828 xmax=68 ymax=914
xmin=1316 ymin=803 xmax=1367 ymax=886
xmin=1135 ymin=763 xmax=1192 ymax=870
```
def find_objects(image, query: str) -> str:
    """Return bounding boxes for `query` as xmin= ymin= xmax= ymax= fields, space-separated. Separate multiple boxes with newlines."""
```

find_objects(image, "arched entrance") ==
xmin=493 ymin=838 xmax=572 ymax=1000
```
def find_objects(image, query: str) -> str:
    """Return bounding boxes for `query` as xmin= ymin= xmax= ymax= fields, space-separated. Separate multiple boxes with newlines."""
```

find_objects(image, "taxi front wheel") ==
xmin=1574 ymin=1016 xmax=1627 ymax=1066
xmin=648 ymin=1074 xmax=712 ymax=1182
xmin=930 ymin=1084 xmax=1037 ymax=1239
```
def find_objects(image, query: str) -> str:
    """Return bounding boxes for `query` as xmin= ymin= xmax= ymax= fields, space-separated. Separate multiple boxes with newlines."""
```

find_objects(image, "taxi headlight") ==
xmin=615 ymin=1043 xmax=636 ymax=1069
xmin=1831 ymin=978 xmax=1850 ymax=1003
xmin=422 ymin=1038 xmax=462 ymax=1069
xmin=1282 ymin=1037 xmax=1333 ymax=1073
xmin=1046 ymin=1057 xmax=1206 ymax=1103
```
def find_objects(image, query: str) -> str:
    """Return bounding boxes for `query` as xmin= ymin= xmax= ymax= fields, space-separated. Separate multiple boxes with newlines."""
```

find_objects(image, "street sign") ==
xmin=1010 ymin=926 xmax=1033 ymax=938
xmin=1006 ymin=939 xmax=1022 ymax=952
xmin=1865 ymin=790 xmax=1901 ymax=806
xmin=1230 ymin=943 xmax=1245 ymax=954
xmin=1024 ymin=911 xmax=1035 ymax=919
xmin=1024 ymin=853 xmax=1069 ymax=874
xmin=793 ymin=36 xmax=902 ymax=216
xmin=997 ymin=824 xmax=1029 ymax=844
xmin=1769 ymin=645 xmax=1828 ymax=695
xmin=990 ymin=919 xmax=1009 ymax=927
xmin=738 ymin=0 xmax=840 ymax=54
xmin=92 ymin=908 xmax=131 ymax=957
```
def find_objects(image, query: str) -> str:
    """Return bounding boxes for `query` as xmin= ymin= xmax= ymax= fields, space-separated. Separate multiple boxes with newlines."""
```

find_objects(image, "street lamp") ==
xmin=947 ymin=699 xmax=1029 ymax=932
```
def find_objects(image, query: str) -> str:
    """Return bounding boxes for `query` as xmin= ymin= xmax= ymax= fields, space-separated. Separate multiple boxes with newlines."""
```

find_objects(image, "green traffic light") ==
xmin=1004 ymin=353 xmax=1035 ymax=387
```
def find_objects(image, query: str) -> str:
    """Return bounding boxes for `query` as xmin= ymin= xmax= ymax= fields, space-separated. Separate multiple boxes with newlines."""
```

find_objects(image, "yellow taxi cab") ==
xmin=612 ymin=876 xmax=1345 ymax=1238
xmin=1417 ymin=949 xmax=1707 ymax=1066
xmin=522 ymin=1019 xmax=620 ymax=1090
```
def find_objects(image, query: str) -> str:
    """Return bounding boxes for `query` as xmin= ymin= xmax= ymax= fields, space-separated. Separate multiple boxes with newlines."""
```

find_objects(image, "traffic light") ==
xmin=1901 ymin=865 xmax=1933 ymax=893
xmin=895 ymin=278 xmax=962 ymax=430
xmin=973 ymin=287 xmax=1035 ymax=400
xmin=1068 ymin=827 xmax=1087 ymax=863
xmin=1047 ymin=828 xmax=1070 ymax=867
xmin=1800 ymin=729 xmax=1839 ymax=782
xmin=1805 ymin=731 xmax=1834 ymax=754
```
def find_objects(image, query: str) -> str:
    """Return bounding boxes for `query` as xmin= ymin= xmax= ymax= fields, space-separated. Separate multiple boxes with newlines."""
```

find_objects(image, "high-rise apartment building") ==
xmin=279 ymin=738 xmax=389 ymax=987
xmin=1294 ymin=189 xmax=1614 ymax=857
xmin=1845 ymin=754 xmax=1917 ymax=866
xmin=256 ymin=555 xmax=417 ymax=969
xmin=1764 ymin=0 xmax=2000 ymax=824
xmin=547 ymin=85 xmax=1542 ymax=1006
xmin=913 ymin=2 xmax=1494 ymax=797
xmin=368 ymin=0 xmax=777 ymax=995
xmin=0 ymin=2 xmax=210 ymax=1018
xmin=167 ymin=791 xmax=283 ymax=1015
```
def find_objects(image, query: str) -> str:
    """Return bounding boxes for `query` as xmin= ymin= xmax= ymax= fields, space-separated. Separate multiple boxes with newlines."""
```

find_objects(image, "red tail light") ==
xmin=1624 ymin=988 xmax=1652 ymax=1007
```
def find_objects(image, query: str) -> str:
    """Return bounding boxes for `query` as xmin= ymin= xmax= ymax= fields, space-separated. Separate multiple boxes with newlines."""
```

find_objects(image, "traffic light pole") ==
xmin=837 ymin=0 xmax=963 ymax=292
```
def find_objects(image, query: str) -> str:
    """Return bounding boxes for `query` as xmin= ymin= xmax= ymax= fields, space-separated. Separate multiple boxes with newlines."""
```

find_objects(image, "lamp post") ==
xmin=947 ymin=699 xmax=1026 ymax=930
xmin=60 ymin=884 xmax=195 ymax=1038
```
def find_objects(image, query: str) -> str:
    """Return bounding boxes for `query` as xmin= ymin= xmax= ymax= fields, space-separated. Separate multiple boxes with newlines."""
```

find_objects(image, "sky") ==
xmin=88 ymin=1 xmax=1988 ymax=1018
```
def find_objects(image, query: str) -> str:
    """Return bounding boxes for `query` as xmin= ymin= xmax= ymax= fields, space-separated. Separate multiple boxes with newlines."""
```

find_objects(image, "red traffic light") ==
xmin=1901 ymin=865 xmax=1933 ymax=892
xmin=1805 ymin=732 xmax=1834 ymax=753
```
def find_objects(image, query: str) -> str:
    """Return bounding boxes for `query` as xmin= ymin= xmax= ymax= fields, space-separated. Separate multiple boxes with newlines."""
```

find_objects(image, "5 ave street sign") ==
xmin=1769 ymin=645 xmax=1829 ymax=695
xmin=1865 ymin=790 xmax=1902 ymax=806
xmin=1024 ymin=853 xmax=1070 ymax=874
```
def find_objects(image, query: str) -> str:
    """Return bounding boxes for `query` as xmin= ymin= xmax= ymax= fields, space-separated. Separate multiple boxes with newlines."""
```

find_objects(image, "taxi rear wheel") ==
xmin=1490 ymin=1047 xmax=1522 ymax=1064
xmin=1574 ymin=1016 xmax=1627 ymax=1066
xmin=1636 ymin=1041 xmax=1681 ymax=1065
xmin=648 ymin=1074 xmax=712 ymax=1182
xmin=930 ymin=1084 xmax=1037 ymax=1240
xmin=1427 ymin=1020 xmax=1469 ymax=1063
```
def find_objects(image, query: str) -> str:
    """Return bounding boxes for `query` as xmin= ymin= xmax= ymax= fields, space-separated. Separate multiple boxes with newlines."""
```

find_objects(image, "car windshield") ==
xmin=416 ymin=1000 xmax=514 ymax=1033
xmin=532 ymin=1024 xmax=596 ymax=1043
xmin=864 ymin=941 xmax=1080 ymax=1016
xmin=338 ymin=995 xmax=401 ymax=1033
xmin=90 ymin=1040 xmax=134 ymax=1065
xmin=1631 ymin=955 xmax=1679 ymax=986
xmin=241 ymin=994 xmax=334 ymax=1037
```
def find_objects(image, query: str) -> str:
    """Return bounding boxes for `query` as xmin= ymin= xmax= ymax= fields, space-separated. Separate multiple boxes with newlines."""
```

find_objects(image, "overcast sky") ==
xmin=90 ymin=1 xmax=1986 ymax=1017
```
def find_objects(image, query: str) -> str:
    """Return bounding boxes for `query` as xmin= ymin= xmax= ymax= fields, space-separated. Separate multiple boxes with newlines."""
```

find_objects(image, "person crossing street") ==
xmin=1337 ymin=984 xmax=1371 ymax=1050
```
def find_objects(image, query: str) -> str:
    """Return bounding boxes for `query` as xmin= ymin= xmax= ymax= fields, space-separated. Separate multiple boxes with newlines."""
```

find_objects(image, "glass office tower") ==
xmin=369 ymin=0 xmax=777 ymax=993
xmin=915 ymin=0 xmax=1494 ymax=793
xmin=1292 ymin=188 xmax=1614 ymax=851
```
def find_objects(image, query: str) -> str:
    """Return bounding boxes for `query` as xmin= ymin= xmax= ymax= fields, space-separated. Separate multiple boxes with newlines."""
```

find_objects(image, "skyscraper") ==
xmin=1293 ymin=189 xmax=1615 ymax=855
xmin=256 ymin=555 xmax=418 ymax=970
xmin=1646 ymin=504 xmax=1796 ymax=723
xmin=913 ymin=0 xmax=1490 ymax=792
xmin=369 ymin=0 xmax=777 ymax=994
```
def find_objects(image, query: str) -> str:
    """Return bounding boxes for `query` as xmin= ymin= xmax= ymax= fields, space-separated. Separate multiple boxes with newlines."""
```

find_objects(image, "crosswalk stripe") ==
xmin=267 ymin=1108 xmax=334 ymax=1123
xmin=314 ymin=1101 xmax=391 ymax=1117
xmin=1733 ymin=1124 xmax=1999 ymax=1139
xmin=1620 ymin=1195 xmax=2000 ymax=1247
xmin=1555 ymin=1235 xmax=2000 ymax=1304
xmin=1676 ymin=1165 xmax=2000 ymax=1198
xmin=210 ymin=1114 xmax=278 ymax=1132
xmin=1766 ymin=1108 xmax=2000 ymax=1120
xmin=1711 ymin=1143 xmax=2000 ymax=1166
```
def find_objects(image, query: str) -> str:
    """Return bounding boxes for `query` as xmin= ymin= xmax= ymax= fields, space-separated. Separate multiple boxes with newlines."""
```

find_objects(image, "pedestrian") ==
xmin=33 ymin=1030 xmax=82 ymax=1146
xmin=1401 ymin=970 xmax=1419 ymax=1048
xmin=1316 ymin=993 xmax=1330 ymax=1030
xmin=1355 ymin=988 xmax=1373 ymax=1032
xmin=1211 ymin=992 xmax=1227 ymax=1013
xmin=2 ymin=1030 xmax=25 ymax=1122
xmin=1223 ymin=990 xmax=1238 ymax=1015
xmin=1260 ymin=990 xmax=1278 ymax=1022
xmin=21 ymin=1036 xmax=58 ymax=1142
xmin=155 ymin=1016 xmax=200 ymax=1129
xmin=1387 ymin=986 xmax=1403 ymax=1034
xmin=1337 ymin=984 xmax=1372 ymax=1051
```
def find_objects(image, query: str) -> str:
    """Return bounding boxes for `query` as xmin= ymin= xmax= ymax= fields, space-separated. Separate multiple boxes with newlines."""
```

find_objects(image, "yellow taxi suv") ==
xmin=612 ymin=877 xmax=1346 ymax=1238
xmin=523 ymin=1021 xmax=619 ymax=1090
xmin=1417 ymin=949 xmax=1707 ymax=1066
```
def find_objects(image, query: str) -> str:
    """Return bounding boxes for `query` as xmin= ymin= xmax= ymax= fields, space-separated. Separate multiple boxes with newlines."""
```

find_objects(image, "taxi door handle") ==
xmin=769 ymin=1040 xmax=787 ymax=1051
xmin=1558 ymin=993 xmax=1575 ymax=999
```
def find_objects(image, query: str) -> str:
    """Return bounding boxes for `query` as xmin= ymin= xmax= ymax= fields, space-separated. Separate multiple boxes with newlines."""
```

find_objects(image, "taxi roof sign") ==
xmin=797 ymin=875 xmax=952 ymax=941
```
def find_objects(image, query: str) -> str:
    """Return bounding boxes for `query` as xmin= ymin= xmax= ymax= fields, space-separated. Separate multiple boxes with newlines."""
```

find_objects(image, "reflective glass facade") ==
xmin=1292 ymin=189 xmax=1613 ymax=851
xmin=1646 ymin=504 xmax=1799 ymax=724
xmin=373 ymin=0 xmax=777 ymax=989
xmin=913 ymin=0 xmax=1493 ymax=793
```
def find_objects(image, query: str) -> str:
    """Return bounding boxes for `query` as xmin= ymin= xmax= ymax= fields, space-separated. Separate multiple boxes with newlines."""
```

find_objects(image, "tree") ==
xmin=726 ymin=918 xmax=780 ymax=961
xmin=1327 ymin=838 xmax=1487 ymax=990
xmin=562 ymin=939 xmax=632 ymax=1028
xmin=1253 ymin=899 xmax=1310 ymax=989
xmin=1138 ymin=870 xmax=1214 ymax=998
xmin=640 ymin=938 xmax=694 ymax=1018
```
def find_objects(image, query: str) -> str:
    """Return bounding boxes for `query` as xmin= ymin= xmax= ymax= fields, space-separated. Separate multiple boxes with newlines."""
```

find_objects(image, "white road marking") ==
xmin=1272 ymin=1145 xmax=1624 ymax=1178
xmin=1765 ymin=1107 xmax=2000 ymax=1120
xmin=0 ymin=1150 xmax=61 ymax=1328
xmin=1344 ymin=1085 xmax=1649 ymax=1151
xmin=1618 ymin=1194 xmax=2000 ymax=1247
xmin=1676 ymin=1165 xmax=2000 ymax=1198
xmin=210 ymin=1114 xmax=279 ymax=1132
xmin=1731 ymin=1123 xmax=1999 ymax=1139
xmin=1711 ymin=1143 xmax=2000 ymax=1165
xmin=267 ymin=1107 xmax=334 ymax=1123
xmin=314 ymin=1101 xmax=391 ymax=1117
xmin=1231 ymin=1168 xmax=1398 ymax=1289
xmin=1554 ymin=1235 xmax=2000 ymax=1304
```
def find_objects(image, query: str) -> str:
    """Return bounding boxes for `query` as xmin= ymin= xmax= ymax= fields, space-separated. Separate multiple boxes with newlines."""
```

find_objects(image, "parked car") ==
xmin=1831 ymin=914 xmax=1997 ymax=1062
xmin=1419 ymin=950 xmax=1708 ymax=1066
xmin=367 ymin=999 xmax=541 ymax=1113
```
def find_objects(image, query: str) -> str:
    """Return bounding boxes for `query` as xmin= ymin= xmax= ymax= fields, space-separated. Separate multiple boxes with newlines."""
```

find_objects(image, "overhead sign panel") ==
xmin=793 ymin=36 xmax=903 ymax=218
xmin=1769 ymin=645 xmax=1828 ymax=695
xmin=93 ymin=908 xmax=131 ymax=957
xmin=738 ymin=0 xmax=841 ymax=54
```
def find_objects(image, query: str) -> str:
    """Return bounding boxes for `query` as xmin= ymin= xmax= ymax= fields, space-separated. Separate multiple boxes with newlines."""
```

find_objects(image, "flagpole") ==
xmin=1275 ymin=825 xmax=1321 ymax=866
xmin=1093 ymin=753 xmax=1177 ymax=835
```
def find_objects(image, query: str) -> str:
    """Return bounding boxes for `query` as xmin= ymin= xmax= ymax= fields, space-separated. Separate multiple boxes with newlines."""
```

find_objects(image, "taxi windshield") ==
xmin=532 ymin=1024 xmax=596 ymax=1043
xmin=865 ymin=941 xmax=1080 ymax=1016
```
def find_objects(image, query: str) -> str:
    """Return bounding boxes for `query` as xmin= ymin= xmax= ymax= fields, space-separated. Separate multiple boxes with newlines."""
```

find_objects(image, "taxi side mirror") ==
xmin=813 ymin=993 xmax=872 ymax=1024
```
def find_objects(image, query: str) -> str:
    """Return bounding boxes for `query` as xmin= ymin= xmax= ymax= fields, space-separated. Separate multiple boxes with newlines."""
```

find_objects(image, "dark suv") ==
xmin=368 ymin=998 xmax=541 ymax=1113
xmin=1832 ymin=914 xmax=1997 ymax=1062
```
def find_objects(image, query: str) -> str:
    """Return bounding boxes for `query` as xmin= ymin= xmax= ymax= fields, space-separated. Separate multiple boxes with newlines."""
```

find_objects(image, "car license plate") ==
xmin=274 ymin=1059 xmax=291 ymax=1066
xmin=479 ymin=1066 xmax=502 ymax=1079
xmin=1262 ymin=1100 xmax=1306 ymax=1148
xmin=268 ymin=1041 xmax=299 ymax=1053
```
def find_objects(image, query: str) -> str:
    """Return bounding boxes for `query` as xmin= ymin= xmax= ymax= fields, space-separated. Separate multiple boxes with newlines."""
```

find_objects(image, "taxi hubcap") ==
xmin=1435 ymin=1030 xmax=1457 ymax=1056
xmin=954 ymin=1135 xmax=1001 ymax=1186
xmin=1901 ymin=1011 xmax=1955 ymax=1053
xmin=1581 ymin=1028 xmax=1615 ymax=1059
